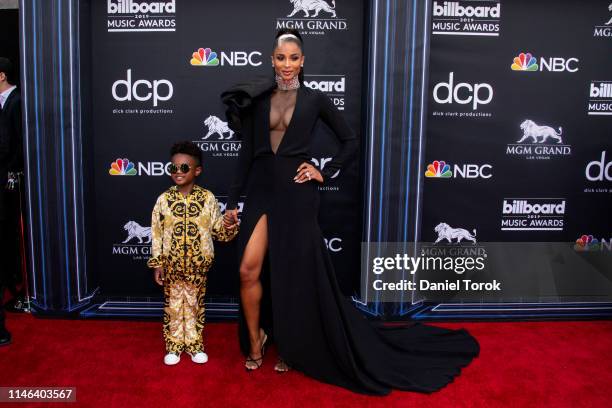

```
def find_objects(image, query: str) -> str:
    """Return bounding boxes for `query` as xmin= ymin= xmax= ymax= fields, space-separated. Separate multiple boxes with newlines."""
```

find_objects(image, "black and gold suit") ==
xmin=147 ymin=185 xmax=237 ymax=354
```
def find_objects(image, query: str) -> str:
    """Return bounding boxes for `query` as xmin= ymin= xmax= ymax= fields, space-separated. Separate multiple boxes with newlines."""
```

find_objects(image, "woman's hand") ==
xmin=154 ymin=267 xmax=165 ymax=286
xmin=224 ymin=209 xmax=240 ymax=229
xmin=294 ymin=162 xmax=323 ymax=183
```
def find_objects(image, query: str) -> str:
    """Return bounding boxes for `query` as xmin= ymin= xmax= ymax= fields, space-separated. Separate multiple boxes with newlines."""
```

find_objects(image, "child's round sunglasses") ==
xmin=169 ymin=163 xmax=193 ymax=174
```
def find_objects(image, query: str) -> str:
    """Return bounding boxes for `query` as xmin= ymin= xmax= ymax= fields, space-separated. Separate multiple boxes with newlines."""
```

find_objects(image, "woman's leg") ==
xmin=239 ymin=215 xmax=268 ymax=367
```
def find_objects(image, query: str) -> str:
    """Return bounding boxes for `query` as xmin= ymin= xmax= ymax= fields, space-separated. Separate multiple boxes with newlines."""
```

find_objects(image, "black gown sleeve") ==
xmin=317 ymin=91 xmax=358 ymax=182
xmin=227 ymin=108 xmax=253 ymax=210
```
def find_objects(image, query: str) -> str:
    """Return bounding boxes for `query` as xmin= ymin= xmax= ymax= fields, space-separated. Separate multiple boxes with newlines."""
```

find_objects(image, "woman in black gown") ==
xmin=222 ymin=29 xmax=479 ymax=395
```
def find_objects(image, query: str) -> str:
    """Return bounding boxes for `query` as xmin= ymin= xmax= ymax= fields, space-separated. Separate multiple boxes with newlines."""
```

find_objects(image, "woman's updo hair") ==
xmin=272 ymin=28 xmax=305 ymax=84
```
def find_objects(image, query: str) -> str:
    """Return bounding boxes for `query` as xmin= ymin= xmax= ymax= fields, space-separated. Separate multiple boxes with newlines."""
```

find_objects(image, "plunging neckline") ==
xmin=267 ymin=86 xmax=301 ymax=156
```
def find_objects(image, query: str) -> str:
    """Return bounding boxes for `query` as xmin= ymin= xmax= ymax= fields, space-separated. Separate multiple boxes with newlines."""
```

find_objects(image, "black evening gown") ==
xmin=221 ymin=78 xmax=479 ymax=395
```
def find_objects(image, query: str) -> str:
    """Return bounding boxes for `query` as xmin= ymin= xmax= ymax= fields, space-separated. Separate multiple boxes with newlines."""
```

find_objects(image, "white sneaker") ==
xmin=164 ymin=353 xmax=181 ymax=365
xmin=190 ymin=352 xmax=208 ymax=364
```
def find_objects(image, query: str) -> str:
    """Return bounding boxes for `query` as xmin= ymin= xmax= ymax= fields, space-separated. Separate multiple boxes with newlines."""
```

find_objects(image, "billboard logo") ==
xmin=107 ymin=0 xmax=174 ymax=13
xmin=189 ymin=48 xmax=262 ymax=67
xmin=425 ymin=160 xmax=492 ymax=179
xmin=511 ymin=52 xmax=579 ymax=73
xmin=109 ymin=158 xmax=137 ymax=176
xmin=585 ymin=151 xmax=612 ymax=182
xmin=277 ymin=1 xmax=347 ymax=36
xmin=432 ymin=1 xmax=501 ymax=37
xmin=506 ymin=119 xmax=571 ymax=159
xmin=593 ymin=3 xmax=612 ymax=37
xmin=107 ymin=0 xmax=176 ymax=32
xmin=588 ymin=81 xmax=612 ymax=115
xmin=112 ymin=69 xmax=173 ymax=107
xmin=501 ymin=199 xmax=565 ymax=231
xmin=304 ymin=75 xmax=346 ymax=110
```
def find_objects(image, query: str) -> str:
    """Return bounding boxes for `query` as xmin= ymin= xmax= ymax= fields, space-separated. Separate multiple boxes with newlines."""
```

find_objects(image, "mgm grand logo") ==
xmin=506 ymin=119 xmax=572 ymax=160
xmin=112 ymin=221 xmax=152 ymax=260
xmin=276 ymin=1 xmax=348 ymax=35
xmin=593 ymin=3 xmax=612 ymax=38
xmin=193 ymin=115 xmax=242 ymax=158
xmin=421 ymin=222 xmax=488 ymax=258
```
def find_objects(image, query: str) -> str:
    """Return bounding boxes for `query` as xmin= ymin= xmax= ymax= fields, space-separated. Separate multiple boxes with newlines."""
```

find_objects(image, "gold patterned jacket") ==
xmin=147 ymin=185 xmax=238 ymax=274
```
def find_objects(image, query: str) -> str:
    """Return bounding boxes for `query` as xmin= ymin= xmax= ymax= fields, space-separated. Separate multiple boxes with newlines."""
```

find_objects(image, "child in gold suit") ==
xmin=147 ymin=141 xmax=238 ymax=365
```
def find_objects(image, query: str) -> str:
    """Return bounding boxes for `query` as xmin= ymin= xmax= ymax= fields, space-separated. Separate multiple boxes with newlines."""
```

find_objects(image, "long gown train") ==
xmin=223 ymin=78 xmax=479 ymax=395
xmin=236 ymin=155 xmax=479 ymax=395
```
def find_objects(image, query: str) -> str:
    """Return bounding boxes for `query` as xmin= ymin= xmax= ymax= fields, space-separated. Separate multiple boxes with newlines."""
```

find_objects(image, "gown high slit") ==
xmin=222 ymin=78 xmax=480 ymax=395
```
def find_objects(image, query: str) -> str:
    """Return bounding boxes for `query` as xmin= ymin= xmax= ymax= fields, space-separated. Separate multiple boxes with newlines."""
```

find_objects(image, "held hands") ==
xmin=294 ymin=162 xmax=323 ymax=183
xmin=223 ymin=209 xmax=240 ymax=230
xmin=154 ymin=267 xmax=165 ymax=286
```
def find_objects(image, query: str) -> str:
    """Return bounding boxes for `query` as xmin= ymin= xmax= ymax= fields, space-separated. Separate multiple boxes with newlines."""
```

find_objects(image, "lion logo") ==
xmin=606 ymin=3 xmax=612 ymax=25
xmin=517 ymin=120 xmax=563 ymax=144
xmin=288 ymin=0 xmax=337 ymax=18
xmin=203 ymin=115 xmax=234 ymax=140
xmin=122 ymin=221 xmax=152 ymax=244
xmin=434 ymin=223 xmax=477 ymax=244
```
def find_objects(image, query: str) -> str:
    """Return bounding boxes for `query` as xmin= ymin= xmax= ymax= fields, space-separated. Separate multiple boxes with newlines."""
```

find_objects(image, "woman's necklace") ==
xmin=275 ymin=74 xmax=300 ymax=91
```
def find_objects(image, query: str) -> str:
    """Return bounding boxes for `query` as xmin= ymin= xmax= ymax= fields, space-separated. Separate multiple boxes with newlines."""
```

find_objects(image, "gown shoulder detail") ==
xmin=221 ymin=76 xmax=276 ymax=132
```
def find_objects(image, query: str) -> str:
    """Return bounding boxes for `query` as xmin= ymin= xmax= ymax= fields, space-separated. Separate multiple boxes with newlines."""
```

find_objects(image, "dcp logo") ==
xmin=311 ymin=157 xmax=340 ymax=179
xmin=586 ymin=151 xmax=612 ymax=181
xmin=112 ymin=69 xmax=173 ymax=107
xmin=433 ymin=72 xmax=493 ymax=110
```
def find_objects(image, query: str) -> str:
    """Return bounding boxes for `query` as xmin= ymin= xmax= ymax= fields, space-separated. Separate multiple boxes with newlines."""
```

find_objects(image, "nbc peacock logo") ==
xmin=425 ymin=160 xmax=452 ymax=178
xmin=574 ymin=235 xmax=600 ymax=251
xmin=190 ymin=48 xmax=219 ymax=66
xmin=511 ymin=52 xmax=538 ymax=72
xmin=109 ymin=158 xmax=137 ymax=176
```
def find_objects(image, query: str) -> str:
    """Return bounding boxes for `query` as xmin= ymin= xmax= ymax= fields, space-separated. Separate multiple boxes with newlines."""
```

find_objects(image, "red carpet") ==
xmin=0 ymin=314 xmax=611 ymax=407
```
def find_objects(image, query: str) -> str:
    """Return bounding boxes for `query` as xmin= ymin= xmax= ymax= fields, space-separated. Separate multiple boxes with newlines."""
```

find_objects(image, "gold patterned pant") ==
xmin=163 ymin=272 xmax=207 ymax=354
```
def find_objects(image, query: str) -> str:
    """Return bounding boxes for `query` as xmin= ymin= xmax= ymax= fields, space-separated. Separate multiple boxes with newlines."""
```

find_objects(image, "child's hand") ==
xmin=224 ymin=209 xmax=239 ymax=229
xmin=154 ymin=268 xmax=165 ymax=286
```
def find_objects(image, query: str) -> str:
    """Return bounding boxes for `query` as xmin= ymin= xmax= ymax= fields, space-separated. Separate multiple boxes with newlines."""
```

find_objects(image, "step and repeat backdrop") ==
xmin=18 ymin=0 xmax=611 ymax=315
xmin=418 ymin=0 xmax=612 ymax=302
xmin=89 ymin=0 xmax=365 ymax=304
